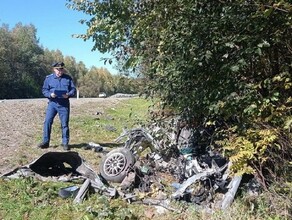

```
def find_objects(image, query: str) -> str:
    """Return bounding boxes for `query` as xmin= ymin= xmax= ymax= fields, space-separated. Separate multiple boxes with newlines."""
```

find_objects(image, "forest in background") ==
xmin=0 ymin=23 xmax=142 ymax=99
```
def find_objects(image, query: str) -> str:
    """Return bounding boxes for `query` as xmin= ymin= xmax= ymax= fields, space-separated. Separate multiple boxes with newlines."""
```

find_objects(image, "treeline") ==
xmin=0 ymin=23 xmax=142 ymax=99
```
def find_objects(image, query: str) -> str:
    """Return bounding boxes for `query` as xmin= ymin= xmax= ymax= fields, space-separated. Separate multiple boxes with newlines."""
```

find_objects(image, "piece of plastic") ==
xmin=58 ymin=185 xmax=80 ymax=199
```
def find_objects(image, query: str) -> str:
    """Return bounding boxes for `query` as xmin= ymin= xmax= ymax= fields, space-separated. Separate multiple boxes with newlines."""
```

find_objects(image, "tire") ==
xmin=99 ymin=148 xmax=136 ymax=183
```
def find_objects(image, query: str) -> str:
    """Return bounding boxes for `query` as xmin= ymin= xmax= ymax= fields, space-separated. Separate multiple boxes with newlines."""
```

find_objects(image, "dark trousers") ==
xmin=43 ymin=101 xmax=70 ymax=145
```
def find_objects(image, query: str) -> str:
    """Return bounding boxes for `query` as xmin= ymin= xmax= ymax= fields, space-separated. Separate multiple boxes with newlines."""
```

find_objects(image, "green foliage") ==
xmin=66 ymin=0 xmax=292 ymax=184
xmin=78 ymin=67 xmax=104 ymax=97
xmin=0 ymin=178 xmax=138 ymax=220
xmin=0 ymin=24 xmax=44 ymax=98
xmin=215 ymin=121 xmax=292 ymax=187
xmin=0 ymin=23 xmax=86 ymax=99
xmin=78 ymin=197 xmax=138 ymax=220
xmin=221 ymin=128 xmax=278 ymax=176
xmin=0 ymin=178 xmax=71 ymax=219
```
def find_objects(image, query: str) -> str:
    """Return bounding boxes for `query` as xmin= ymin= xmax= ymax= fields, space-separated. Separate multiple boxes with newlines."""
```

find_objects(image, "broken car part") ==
xmin=59 ymin=185 xmax=80 ymax=199
xmin=73 ymin=178 xmax=91 ymax=204
xmin=1 ymin=151 xmax=116 ymax=203
xmin=104 ymin=125 xmax=242 ymax=210
xmin=99 ymin=147 xmax=136 ymax=183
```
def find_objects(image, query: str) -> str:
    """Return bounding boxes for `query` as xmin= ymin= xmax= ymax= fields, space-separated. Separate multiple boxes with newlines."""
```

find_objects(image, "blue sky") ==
xmin=0 ymin=0 xmax=117 ymax=74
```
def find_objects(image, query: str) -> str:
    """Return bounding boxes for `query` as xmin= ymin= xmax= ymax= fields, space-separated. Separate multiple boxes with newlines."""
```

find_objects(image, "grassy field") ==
xmin=0 ymin=98 xmax=290 ymax=220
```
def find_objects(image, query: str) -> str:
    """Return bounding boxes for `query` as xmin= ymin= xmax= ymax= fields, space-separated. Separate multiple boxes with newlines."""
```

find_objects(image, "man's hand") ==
xmin=50 ymin=93 xmax=57 ymax=98
xmin=62 ymin=93 xmax=69 ymax=99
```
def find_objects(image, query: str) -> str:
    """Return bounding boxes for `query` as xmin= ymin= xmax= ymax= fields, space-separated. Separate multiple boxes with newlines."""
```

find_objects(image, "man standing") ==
xmin=38 ymin=62 xmax=76 ymax=150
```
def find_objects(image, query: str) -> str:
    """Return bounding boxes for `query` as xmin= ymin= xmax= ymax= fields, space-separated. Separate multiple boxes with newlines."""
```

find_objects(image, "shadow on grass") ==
xmin=68 ymin=143 xmax=88 ymax=149
xmin=69 ymin=142 xmax=123 ymax=153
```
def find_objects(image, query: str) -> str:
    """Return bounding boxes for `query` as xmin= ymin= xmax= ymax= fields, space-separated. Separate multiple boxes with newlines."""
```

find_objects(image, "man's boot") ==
xmin=62 ymin=144 xmax=70 ymax=151
xmin=37 ymin=142 xmax=49 ymax=149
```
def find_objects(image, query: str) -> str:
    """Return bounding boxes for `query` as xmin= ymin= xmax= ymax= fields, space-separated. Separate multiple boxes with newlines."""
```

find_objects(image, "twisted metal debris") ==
xmin=1 ymin=120 xmax=243 ymax=211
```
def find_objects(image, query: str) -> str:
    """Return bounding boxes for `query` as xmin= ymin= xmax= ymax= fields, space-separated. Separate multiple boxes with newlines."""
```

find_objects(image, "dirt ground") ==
xmin=0 ymin=97 xmax=127 ymax=175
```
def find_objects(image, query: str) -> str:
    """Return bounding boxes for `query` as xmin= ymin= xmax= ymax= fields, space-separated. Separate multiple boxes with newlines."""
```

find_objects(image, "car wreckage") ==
xmin=1 ymin=118 xmax=247 ymax=212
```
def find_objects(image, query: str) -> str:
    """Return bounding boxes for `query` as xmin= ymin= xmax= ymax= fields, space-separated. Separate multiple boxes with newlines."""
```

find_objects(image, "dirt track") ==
xmin=0 ymin=98 xmax=126 ymax=175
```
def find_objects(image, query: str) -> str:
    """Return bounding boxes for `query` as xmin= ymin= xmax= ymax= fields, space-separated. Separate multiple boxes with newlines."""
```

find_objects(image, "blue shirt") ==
xmin=42 ymin=73 xmax=76 ymax=104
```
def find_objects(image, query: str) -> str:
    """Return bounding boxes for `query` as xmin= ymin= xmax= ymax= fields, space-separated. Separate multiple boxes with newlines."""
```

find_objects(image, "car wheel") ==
xmin=99 ymin=148 xmax=135 ymax=183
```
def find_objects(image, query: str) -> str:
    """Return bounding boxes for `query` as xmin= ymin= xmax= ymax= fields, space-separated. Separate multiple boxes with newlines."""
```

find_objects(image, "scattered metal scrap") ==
xmin=98 ymin=121 xmax=244 ymax=211
xmin=1 ymin=152 xmax=117 ymax=203
xmin=1 ymin=119 xmax=246 ymax=212
xmin=84 ymin=142 xmax=103 ymax=152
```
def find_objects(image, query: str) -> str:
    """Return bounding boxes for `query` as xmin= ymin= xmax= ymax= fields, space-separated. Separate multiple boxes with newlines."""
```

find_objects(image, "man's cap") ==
xmin=52 ymin=62 xmax=65 ymax=68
